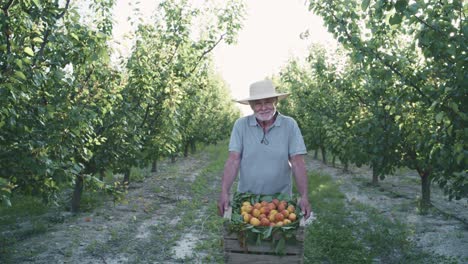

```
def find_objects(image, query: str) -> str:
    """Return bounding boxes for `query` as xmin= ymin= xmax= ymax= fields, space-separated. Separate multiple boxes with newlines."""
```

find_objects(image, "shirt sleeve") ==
xmin=288 ymin=119 xmax=307 ymax=157
xmin=228 ymin=118 xmax=243 ymax=153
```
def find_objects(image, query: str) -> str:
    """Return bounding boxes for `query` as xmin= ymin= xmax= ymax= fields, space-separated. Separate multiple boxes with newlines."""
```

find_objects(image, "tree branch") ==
xmin=188 ymin=33 xmax=225 ymax=75
xmin=33 ymin=0 xmax=70 ymax=66
xmin=1 ymin=0 xmax=15 ymax=72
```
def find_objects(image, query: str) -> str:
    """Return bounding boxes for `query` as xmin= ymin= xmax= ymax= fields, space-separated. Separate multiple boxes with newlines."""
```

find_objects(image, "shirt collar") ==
xmin=248 ymin=112 xmax=283 ymax=127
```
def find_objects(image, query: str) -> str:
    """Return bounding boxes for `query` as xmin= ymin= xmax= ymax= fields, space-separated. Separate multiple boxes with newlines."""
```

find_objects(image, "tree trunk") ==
xmin=332 ymin=155 xmax=336 ymax=167
xmin=99 ymin=169 xmax=105 ymax=181
xmin=123 ymin=169 xmax=130 ymax=185
xmin=71 ymin=175 xmax=84 ymax=213
xmin=372 ymin=166 xmax=379 ymax=186
xmin=419 ymin=170 xmax=432 ymax=211
xmin=151 ymin=160 xmax=158 ymax=173
xmin=190 ymin=140 xmax=196 ymax=154
xmin=171 ymin=155 xmax=176 ymax=163
xmin=314 ymin=149 xmax=318 ymax=159
xmin=343 ymin=161 xmax=349 ymax=173
xmin=321 ymin=147 xmax=327 ymax=164
xmin=184 ymin=143 xmax=189 ymax=157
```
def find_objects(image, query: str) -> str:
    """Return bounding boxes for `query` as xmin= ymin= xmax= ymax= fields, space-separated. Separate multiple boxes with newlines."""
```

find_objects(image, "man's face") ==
xmin=250 ymin=97 xmax=277 ymax=122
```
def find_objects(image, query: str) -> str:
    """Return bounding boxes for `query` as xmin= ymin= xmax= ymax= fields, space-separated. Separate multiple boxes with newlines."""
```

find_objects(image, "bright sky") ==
xmin=112 ymin=0 xmax=335 ymax=115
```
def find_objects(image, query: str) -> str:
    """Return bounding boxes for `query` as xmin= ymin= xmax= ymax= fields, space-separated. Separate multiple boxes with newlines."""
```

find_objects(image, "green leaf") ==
xmin=435 ymin=112 xmax=444 ymax=123
xmin=389 ymin=14 xmax=403 ymax=25
xmin=24 ymin=47 xmax=34 ymax=56
xmin=70 ymin=33 xmax=79 ymax=41
xmin=14 ymin=59 xmax=23 ymax=68
xmin=275 ymin=237 xmax=286 ymax=255
xmin=255 ymin=233 xmax=262 ymax=245
xmin=456 ymin=153 xmax=463 ymax=164
xmin=395 ymin=0 xmax=408 ymax=12
xmin=2 ymin=197 xmax=12 ymax=207
xmin=32 ymin=37 xmax=43 ymax=43
xmin=14 ymin=71 xmax=26 ymax=80
xmin=361 ymin=0 xmax=370 ymax=11
xmin=449 ymin=102 xmax=459 ymax=113
xmin=32 ymin=0 xmax=42 ymax=8
xmin=263 ymin=226 xmax=273 ymax=239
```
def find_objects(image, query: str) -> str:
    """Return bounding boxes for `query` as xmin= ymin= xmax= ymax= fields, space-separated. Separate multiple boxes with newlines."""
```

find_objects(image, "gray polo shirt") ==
xmin=228 ymin=112 xmax=307 ymax=196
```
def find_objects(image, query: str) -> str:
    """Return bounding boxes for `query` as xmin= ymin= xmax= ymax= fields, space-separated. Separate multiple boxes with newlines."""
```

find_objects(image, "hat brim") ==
xmin=235 ymin=93 xmax=290 ymax=105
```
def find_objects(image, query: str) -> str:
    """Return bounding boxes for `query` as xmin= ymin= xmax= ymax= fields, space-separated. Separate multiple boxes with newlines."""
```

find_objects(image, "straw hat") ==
xmin=236 ymin=80 xmax=290 ymax=105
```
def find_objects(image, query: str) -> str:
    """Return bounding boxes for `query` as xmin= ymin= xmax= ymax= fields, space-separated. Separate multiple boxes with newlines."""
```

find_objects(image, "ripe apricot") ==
xmin=243 ymin=214 xmax=251 ymax=223
xmin=242 ymin=201 xmax=251 ymax=206
xmin=252 ymin=208 xmax=261 ymax=217
xmin=260 ymin=206 xmax=270 ymax=215
xmin=272 ymin=199 xmax=280 ymax=206
xmin=281 ymin=210 xmax=289 ymax=218
xmin=287 ymin=205 xmax=295 ymax=213
xmin=253 ymin=203 xmax=262 ymax=209
xmin=269 ymin=213 xmax=276 ymax=222
xmin=277 ymin=203 xmax=286 ymax=212
xmin=260 ymin=218 xmax=270 ymax=226
xmin=241 ymin=205 xmax=253 ymax=213
xmin=267 ymin=203 xmax=276 ymax=210
xmin=288 ymin=213 xmax=297 ymax=221
xmin=275 ymin=213 xmax=284 ymax=222
xmin=283 ymin=219 xmax=291 ymax=225
xmin=250 ymin=217 xmax=261 ymax=226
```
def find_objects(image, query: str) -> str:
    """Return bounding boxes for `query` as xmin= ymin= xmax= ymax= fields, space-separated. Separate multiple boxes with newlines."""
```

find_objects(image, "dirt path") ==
xmin=304 ymin=156 xmax=468 ymax=263
xmin=3 ymin=151 xmax=218 ymax=264
xmin=3 ymin=149 xmax=467 ymax=263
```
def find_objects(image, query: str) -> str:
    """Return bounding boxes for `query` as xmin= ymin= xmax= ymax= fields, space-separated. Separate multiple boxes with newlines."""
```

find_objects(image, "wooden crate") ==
xmin=223 ymin=204 xmax=306 ymax=264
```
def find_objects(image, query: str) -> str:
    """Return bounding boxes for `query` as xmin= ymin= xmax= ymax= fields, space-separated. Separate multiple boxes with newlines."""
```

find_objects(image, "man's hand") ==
xmin=290 ymin=154 xmax=311 ymax=219
xmin=218 ymin=152 xmax=240 ymax=217
xmin=217 ymin=191 xmax=230 ymax=217
xmin=299 ymin=196 xmax=312 ymax=219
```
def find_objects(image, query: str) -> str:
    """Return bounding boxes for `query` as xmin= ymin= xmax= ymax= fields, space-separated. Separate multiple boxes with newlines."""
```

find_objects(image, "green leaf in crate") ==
xmin=256 ymin=233 xmax=262 ymax=245
xmin=261 ymin=195 xmax=273 ymax=202
xmin=262 ymin=225 xmax=273 ymax=239
xmin=275 ymin=237 xmax=286 ymax=255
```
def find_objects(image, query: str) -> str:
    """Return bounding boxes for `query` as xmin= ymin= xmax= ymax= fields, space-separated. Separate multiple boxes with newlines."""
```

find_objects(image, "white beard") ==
xmin=255 ymin=111 xmax=275 ymax=122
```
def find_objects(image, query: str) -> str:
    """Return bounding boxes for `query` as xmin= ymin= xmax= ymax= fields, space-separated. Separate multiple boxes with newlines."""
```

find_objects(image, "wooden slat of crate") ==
xmin=223 ymin=224 xmax=305 ymax=241
xmin=224 ymin=238 xmax=304 ymax=255
xmin=224 ymin=252 xmax=303 ymax=264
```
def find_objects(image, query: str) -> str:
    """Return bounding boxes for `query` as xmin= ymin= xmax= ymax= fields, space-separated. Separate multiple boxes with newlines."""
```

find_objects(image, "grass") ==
xmin=303 ymin=171 xmax=458 ymax=264
xmin=0 ymin=195 xmax=50 ymax=261
xmin=178 ymin=142 xmax=228 ymax=263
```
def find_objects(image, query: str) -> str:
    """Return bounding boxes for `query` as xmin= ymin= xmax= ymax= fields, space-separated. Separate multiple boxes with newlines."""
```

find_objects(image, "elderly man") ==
xmin=218 ymin=79 xmax=312 ymax=219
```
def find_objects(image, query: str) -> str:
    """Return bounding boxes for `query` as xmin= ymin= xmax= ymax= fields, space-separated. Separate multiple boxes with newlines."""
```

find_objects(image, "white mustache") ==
xmin=255 ymin=112 xmax=274 ymax=121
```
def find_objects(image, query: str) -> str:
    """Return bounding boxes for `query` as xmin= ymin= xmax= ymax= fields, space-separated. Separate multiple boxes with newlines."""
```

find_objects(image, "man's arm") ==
xmin=218 ymin=151 xmax=241 ymax=216
xmin=290 ymin=154 xmax=312 ymax=219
